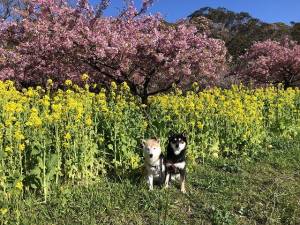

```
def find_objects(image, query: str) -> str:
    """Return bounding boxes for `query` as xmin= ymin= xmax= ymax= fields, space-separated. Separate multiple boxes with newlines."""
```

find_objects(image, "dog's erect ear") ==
xmin=151 ymin=136 xmax=160 ymax=144
xmin=181 ymin=132 xmax=187 ymax=141
xmin=168 ymin=131 xmax=174 ymax=140
xmin=141 ymin=139 xmax=146 ymax=147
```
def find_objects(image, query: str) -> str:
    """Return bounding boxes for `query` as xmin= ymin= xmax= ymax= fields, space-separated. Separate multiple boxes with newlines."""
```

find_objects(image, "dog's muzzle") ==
xmin=149 ymin=154 xmax=153 ymax=158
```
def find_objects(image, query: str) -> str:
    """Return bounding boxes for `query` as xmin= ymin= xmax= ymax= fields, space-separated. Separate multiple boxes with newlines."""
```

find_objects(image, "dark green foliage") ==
xmin=291 ymin=22 xmax=300 ymax=43
xmin=189 ymin=7 xmax=291 ymax=59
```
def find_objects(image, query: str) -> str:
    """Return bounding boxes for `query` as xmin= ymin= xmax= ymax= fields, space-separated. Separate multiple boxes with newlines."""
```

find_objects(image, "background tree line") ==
xmin=188 ymin=7 xmax=300 ymax=59
xmin=188 ymin=7 xmax=300 ymax=88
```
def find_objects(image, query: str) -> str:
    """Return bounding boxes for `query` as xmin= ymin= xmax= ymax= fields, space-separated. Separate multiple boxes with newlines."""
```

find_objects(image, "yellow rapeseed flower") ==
xmin=15 ymin=181 xmax=23 ymax=191
xmin=26 ymin=108 xmax=42 ymax=127
xmin=85 ymin=117 xmax=93 ymax=126
xmin=4 ymin=146 xmax=12 ymax=154
xmin=64 ymin=132 xmax=72 ymax=141
xmin=65 ymin=80 xmax=73 ymax=86
xmin=41 ymin=95 xmax=50 ymax=107
xmin=81 ymin=73 xmax=89 ymax=81
xmin=26 ymin=88 xmax=35 ymax=98
xmin=0 ymin=208 xmax=8 ymax=215
xmin=130 ymin=154 xmax=141 ymax=169
xmin=18 ymin=143 xmax=25 ymax=152
xmin=111 ymin=81 xmax=117 ymax=90
xmin=14 ymin=130 xmax=25 ymax=141
xmin=197 ymin=121 xmax=204 ymax=129
xmin=121 ymin=82 xmax=130 ymax=92
xmin=47 ymin=79 xmax=53 ymax=87
xmin=4 ymin=118 xmax=14 ymax=127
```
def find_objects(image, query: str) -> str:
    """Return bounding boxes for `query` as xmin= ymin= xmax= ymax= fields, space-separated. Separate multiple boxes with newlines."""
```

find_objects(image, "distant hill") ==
xmin=187 ymin=7 xmax=299 ymax=59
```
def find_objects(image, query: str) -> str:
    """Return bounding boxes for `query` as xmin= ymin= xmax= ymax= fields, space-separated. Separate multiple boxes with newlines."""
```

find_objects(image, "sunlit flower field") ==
xmin=0 ymin=78 xmax=299 ymax=203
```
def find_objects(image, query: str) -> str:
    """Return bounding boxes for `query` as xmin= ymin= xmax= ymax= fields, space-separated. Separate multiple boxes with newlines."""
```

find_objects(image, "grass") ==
xmin=1 ymin=138 xmax=300 ymax=225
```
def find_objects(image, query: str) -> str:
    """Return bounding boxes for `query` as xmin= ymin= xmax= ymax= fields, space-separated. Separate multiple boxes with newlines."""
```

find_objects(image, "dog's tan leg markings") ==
xmin=165 ymin=172 xmax=170 ymax=188
xmin=180 ymin=175 xmax=186 ymax=193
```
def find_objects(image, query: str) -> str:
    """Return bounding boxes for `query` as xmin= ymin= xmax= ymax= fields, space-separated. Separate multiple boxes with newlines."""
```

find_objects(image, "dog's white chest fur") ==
xmin=146 ymin=160 xmax=165 ymax=177
xmin=166 ymin=161 xmax=186 ymax=169
xmin=174 ymin=161 xmax=186 ymax=169
xmin=145 ymin=159 xmax=165 ymax=190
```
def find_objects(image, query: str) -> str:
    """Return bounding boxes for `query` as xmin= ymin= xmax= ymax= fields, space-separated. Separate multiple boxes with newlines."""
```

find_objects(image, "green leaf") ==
xmin=30 ymin=183 xmax=37 ymax=189
xmin=30 ymin=167 xmax=41 ymax=176
xmin=31 ymin=147 xmax=41 ymax=156
xmin=107 ymin=144 xmax=114 ymax=150
xmin=47 ymin=153 xmax=59 ymax=169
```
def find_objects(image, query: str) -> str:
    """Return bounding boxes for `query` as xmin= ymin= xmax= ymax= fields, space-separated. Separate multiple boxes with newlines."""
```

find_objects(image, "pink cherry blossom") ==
xmin=236 ymin=38 xmax=300 ymax=88
xmin=0 ymin=0 xmax=227 ymax=102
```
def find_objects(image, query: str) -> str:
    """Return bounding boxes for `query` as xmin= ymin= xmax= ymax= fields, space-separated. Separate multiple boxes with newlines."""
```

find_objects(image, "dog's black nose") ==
xmin=176 ymin=144 xmax=179 ymax=148
xmin=149 ymin=154 xmax=153 ymax=158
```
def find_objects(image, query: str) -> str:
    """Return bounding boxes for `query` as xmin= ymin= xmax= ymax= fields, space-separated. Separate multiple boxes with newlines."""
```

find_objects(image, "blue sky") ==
xmin=96 ymin=0 xmax=300 ymax=24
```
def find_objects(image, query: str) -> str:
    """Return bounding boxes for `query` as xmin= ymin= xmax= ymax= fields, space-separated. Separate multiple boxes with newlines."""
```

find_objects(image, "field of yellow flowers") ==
xmin=0 ymin=79 xmax=299 ymax=202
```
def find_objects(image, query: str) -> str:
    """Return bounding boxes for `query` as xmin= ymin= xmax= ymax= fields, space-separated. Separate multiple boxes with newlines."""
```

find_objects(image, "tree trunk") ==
xmin=141 ymin=95 xmax=148 ymax=105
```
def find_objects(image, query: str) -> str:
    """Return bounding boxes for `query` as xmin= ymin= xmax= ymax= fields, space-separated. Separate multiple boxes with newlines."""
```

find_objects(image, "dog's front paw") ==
xmin=180 ymin=187 xmax=186 ymax=193
xmin=164 ymin=180 xmax=169 ymax=189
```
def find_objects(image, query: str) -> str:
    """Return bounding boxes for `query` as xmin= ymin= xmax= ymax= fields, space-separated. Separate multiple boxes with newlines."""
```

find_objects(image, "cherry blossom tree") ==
xmin=0 ymin=0 xmax=228 ymax=102
xmin=236 ymin=38 xmax=300 ymax=88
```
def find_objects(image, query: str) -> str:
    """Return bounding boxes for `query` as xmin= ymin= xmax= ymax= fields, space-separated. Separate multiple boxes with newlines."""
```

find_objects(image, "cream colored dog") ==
xmin=142 ymin=138 xmax=165 ymax=190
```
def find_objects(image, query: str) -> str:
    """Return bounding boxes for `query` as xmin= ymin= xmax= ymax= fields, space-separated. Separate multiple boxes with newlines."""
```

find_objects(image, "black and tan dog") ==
xmin=164 ymin=133 xmax=187 ymax=193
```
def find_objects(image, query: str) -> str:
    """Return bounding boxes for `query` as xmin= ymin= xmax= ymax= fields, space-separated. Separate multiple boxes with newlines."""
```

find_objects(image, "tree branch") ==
xmin=147 ymin=75 xmax=182 ymax=96
xmin=83 ymin=58 xmax=121 ymax=83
